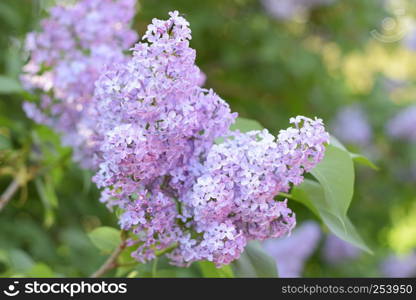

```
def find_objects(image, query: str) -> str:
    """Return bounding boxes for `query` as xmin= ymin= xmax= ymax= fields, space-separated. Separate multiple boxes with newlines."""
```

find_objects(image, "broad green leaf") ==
xmin=330 ymin=135 xmax=378 ymax=170
xmin=88 ymin=227 xmax=121 ymax=254
xmin=0 ymin=76 xmax=22 ymax=94
xmin=310 ymin=144 xmax=354 ymax=215
xmin=27 ymin=263 xmax=55 ymax=278
xmin=329 ymin=135 xmax=347 ymax=150
xmin=232 ymin=241 xmax=277 ymax=277
xmin=292 ymin=179 xmax=371 ymax=253
xmin=198 ymin=261 xmax=234 ymax=278
xmin=230 ymin=117 xmax=264 ymax=133
xmin=350 ymin=153 xmax=379 ymax=170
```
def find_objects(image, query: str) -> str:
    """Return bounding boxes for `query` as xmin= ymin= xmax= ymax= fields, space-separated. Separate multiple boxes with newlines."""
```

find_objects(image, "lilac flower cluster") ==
xmin=92 ymin=12 xmax=329 ymax=266
xmin=331 ymin=105 xmax=372 ymax=146
xmin=262 ymin=0 xmax=334 ymax=21
xmin=22 ymin=4 xmax=330 ymax=267
xmin=386 ymin=106 xmax=416 ymax=142
xmin=263 ymin=221 xmax=321 ymax=277
xmin=22 ymin=0 xmax=137 ymax=168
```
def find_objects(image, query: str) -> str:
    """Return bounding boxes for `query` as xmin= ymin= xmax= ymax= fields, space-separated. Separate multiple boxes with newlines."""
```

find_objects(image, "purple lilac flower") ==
xmin=331 ymin=105 xmax=372 ymax=146
xmin=92 ymin=9 xmax=331 ymax=261
xmin=381 ymin=251 xmax=416 ymax=277
xmin=168 ymin=117 xmax=328 ymax=267
xmin=263 ymin=221 xmax=321 ymax=277
xmin=92 ymin=11 xmax=237 ymax=264
xmin=322 ymin=234 xmax=361 ymax=264
xmin=386 ymin=105 xmax=416 ymax=142
xmin=262 ymin=0 xmax=334 ymax=20
xmin=21 ymin=0 xmax=138 ymax=168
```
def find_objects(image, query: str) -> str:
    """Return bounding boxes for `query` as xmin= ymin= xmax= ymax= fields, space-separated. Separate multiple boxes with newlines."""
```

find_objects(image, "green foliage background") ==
xmin=1 ymin=0 xmax=416 ymax=277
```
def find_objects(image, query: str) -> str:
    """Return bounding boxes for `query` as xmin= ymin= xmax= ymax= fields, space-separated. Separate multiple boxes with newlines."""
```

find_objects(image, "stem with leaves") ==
xmin=90 ymin=234 xmax=127 ymax=278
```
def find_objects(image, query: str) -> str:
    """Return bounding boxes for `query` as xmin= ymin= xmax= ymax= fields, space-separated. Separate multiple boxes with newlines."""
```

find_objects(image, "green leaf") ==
xmin=232 ymin=241 xmax=277 ymax=277
xmin=26 ymin=263 xmax=55 ymax=278
xmin=292 ymin=179 xmax=371 ymax=253
xmin=0 ymin=76 xmax=22 ymax=94
xmin=350 ymin=153 xmax=379 ymax=170
xmin=230 ymin=117 xmax=264 ymax=133
xmin=88 ymin=227 xmax=121 ymax=254
xmin=330 ymin=135 xmax=378 ymax=170
xmin=310 ymin=144 xmax=354 ymax=215
xmin=198 ymin=261 xmax=234 ymax=278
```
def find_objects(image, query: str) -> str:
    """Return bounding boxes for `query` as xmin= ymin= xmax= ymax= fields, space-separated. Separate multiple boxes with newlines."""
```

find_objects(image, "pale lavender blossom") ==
xmin=262 ymin=0 xmax=334 ymax=20
xmin=322 ymin=234 xmax=361 ymax=264
xmin=386 ymin=106 xmax=416 ymax=142
xmin=263 ymin=221 xmax=321 ymax=277
xmin=381 ymin=252 xmax=416 ymax=277
xmin=331 ymin=105 xmax=372 ymax=146
xmin=91 ymin=12 xmax=329 ymax=267
xmin=21 ymin=0 xmax=138 ymax=168
xmin=92 ymin=11 xmax=237 ymax=264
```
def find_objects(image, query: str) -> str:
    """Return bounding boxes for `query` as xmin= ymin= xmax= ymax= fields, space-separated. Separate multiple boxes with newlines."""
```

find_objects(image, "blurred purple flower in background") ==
xmin=22 ymin=0 xmax=138 ymax=168
xmin=381 ymin=251 xmax=416 ymax=277
xmin=331 ymin=104 xmax=373 ymax=146
xmin=261 ymin=0 xmax=334 ymax=20
xmin=322 ymin=234 xmax=361 ymax=265
xmin=386 ymin=105 xmax=416 ymax=142
xmin=263 ymin=221 xmax=321 ymax=277
xmin=403 ymin=27 xmax=416 ymax=51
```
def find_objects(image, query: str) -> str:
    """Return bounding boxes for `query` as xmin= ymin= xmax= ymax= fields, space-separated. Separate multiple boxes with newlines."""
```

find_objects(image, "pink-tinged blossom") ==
xmin=263 ymin=221 xmax=321 ymax=277
xmin=386 ymin=105 xmax=416 ymax=142
xmin=331 ymin=105 xmax=372 ymax=146
xmin=381 ymin=251 xmax=416 ymax=277
xmin=21 ymin=0 xmax=138 ymax=168
xmin=92 ymin=12 xmax=329 ymax=267
xmin=322 ymin=234 xmax=361 ymax=264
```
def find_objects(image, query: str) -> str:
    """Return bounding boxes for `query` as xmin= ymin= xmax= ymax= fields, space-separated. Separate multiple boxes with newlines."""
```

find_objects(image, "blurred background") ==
xmin=1 ymin=0 xmax=416 ymax=277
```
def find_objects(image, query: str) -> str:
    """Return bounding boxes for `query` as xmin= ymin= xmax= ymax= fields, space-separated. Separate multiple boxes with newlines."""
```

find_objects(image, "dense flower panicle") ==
xmin=21 ymin=0 xmax=138 ymax=168
xmin=92 ymin=12 xmax=238 ymax=263
xmin=262 ymin=0 xmax=334 ymax=20
xmin=263 ymin=221 xmax=321 ymax=277
xmin=93 ymin=11 xmax=231 ymax=194
xmin=381 ymin=251 xmax=416 ymax=277
xmin=26 ymin=7 xmax=330 ymax=267
xmin=166 ymin=117 xmax=329 ymax=266
xmin=93 ymin=15 xmax=329 ymax=265
xmin=322 ymin=234 xmax=360 ymax=264
xmin=386 ymin=105 xmax=416 ymax=142
xmin=331 ymin=105 xmax=372 ymax=146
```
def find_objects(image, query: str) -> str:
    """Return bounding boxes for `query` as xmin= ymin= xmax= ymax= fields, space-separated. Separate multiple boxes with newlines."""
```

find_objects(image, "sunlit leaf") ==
xmin=88 ymin=227 xmax=121 ymax=254
xmin=198 ymin=261 xmax=234 ymax=278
